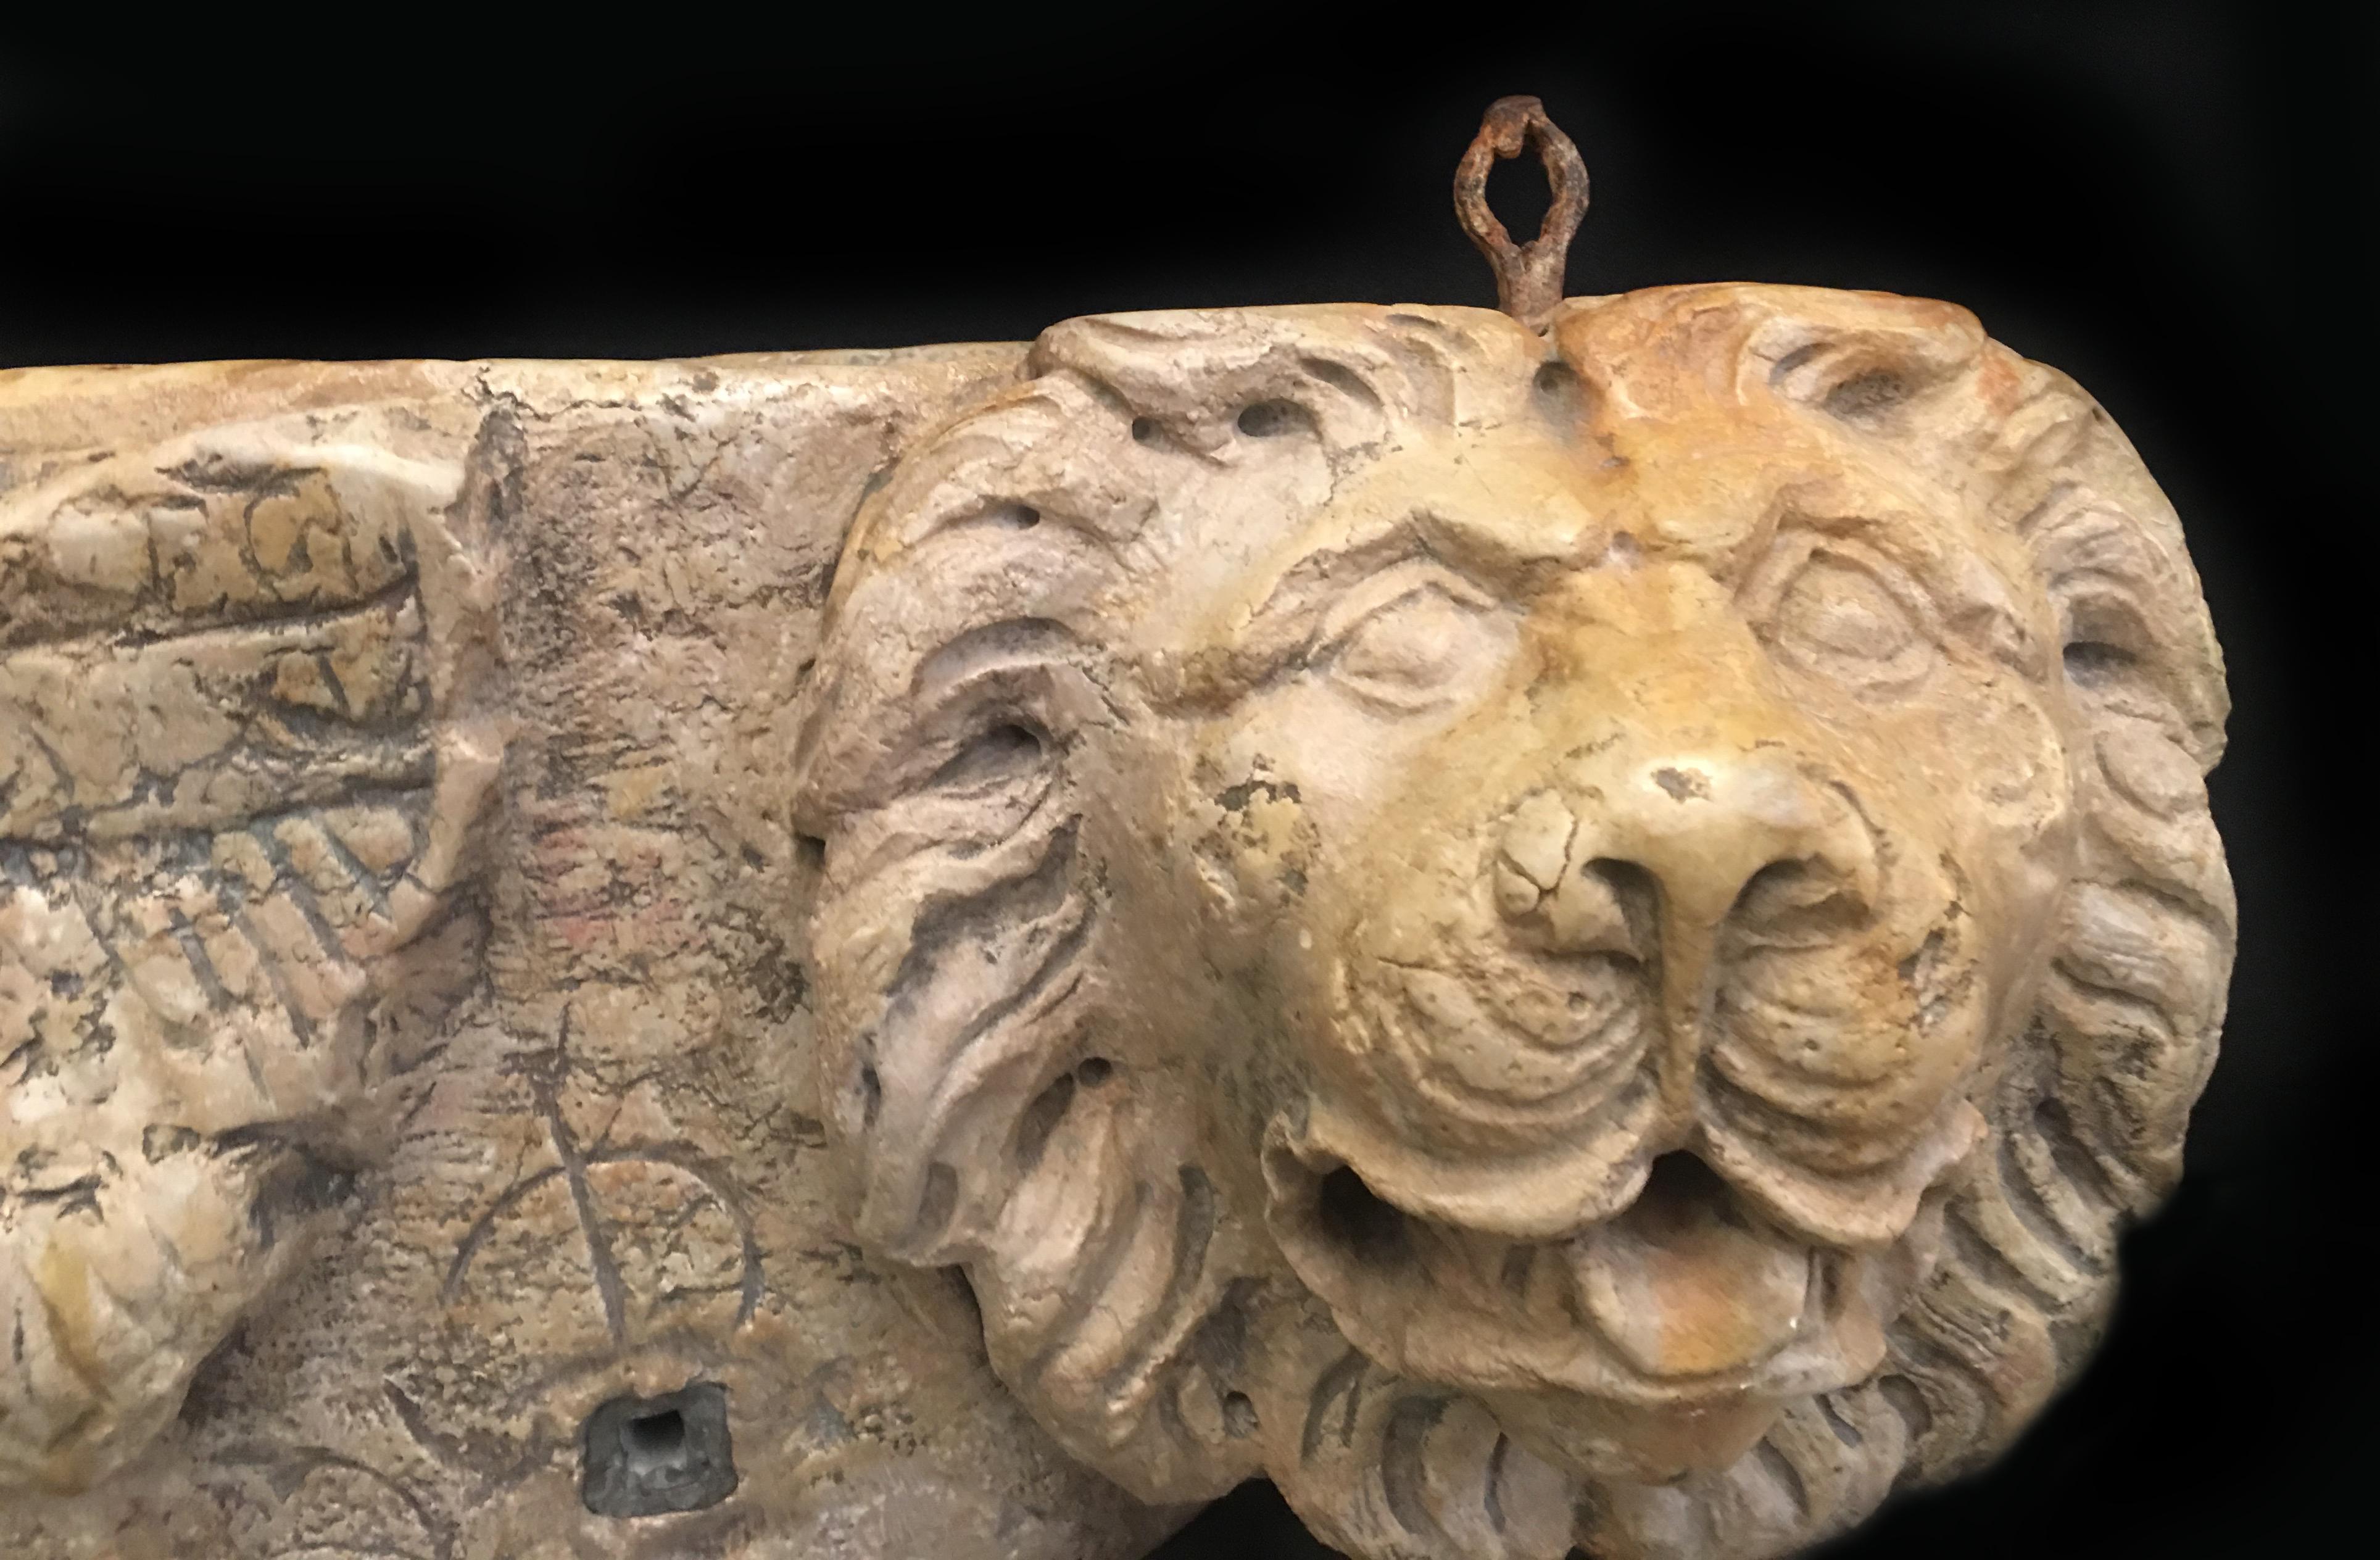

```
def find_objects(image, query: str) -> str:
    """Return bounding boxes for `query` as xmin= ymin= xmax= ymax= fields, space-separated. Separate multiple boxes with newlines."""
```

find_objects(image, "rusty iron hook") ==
xmin=1454 ymin=96 xmax=1589 ymax=333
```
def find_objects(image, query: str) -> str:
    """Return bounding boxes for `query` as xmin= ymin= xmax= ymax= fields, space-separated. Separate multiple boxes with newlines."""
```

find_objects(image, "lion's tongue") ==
xmin=1564 ymin=1158 xmax=1812 ymax=1379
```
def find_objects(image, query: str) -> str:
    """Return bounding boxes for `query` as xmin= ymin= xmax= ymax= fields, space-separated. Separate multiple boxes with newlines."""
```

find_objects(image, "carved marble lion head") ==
xmin=791 ymin=286 xmax=2231 ymax=1560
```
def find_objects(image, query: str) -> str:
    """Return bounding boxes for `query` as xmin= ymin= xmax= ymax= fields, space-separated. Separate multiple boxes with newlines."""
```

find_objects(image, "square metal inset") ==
xmin=581 ymin=1380 xmax=738 ymax=1517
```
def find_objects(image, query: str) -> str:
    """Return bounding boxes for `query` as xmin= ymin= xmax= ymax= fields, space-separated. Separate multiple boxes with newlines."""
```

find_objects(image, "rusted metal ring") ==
xmin=1454 ymin=96 xmax=1589 ymax=333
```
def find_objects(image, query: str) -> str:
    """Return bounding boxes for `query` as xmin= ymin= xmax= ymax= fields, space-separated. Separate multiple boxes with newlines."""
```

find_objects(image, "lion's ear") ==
xmin=1030 ymin=305 xmax=1541 ymax=455
xmin=1746 ymin=289 xmax=1991 ymax=430
xmin=1550 ymin=283 xmax=1988 ymax=434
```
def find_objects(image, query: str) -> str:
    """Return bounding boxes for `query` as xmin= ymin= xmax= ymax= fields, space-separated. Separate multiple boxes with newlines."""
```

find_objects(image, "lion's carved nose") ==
xmin=1495 ymin=751 xmax=1876 ymax=1092
xmin=1497 ymin=759 xmax=1871 ymax=940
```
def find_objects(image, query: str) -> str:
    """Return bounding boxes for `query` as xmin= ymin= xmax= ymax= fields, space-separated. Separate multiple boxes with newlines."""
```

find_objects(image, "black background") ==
xmin=2 ymin=2 xmax=2369 ymax=1553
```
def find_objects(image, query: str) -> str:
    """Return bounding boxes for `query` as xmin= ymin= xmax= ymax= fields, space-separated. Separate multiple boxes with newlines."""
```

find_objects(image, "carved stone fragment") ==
xmin=1 ymin=104 xmax=2232 ymax=1560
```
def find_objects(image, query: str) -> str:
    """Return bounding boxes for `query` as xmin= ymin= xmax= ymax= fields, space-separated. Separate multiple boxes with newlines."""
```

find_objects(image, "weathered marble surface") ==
xmin=1 ymin=347 xmax=1190 ymax=1558
xmin=0 ymin=286 xmax=2233 ymax=1560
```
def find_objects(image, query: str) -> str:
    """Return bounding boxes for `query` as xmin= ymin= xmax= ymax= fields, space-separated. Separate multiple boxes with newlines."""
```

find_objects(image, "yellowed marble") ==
xmin=0 ymin=283 xmax=2232 ymax=1559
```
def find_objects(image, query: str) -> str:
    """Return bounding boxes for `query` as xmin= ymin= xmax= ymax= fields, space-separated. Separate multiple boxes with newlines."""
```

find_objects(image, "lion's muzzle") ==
xmin=1314 ymin=671 xmax=1903 ymax=1214
xmin=1492 ymin=748 xmax=1878 ymax=1115
xmin=1258 ymin=628 xmax=1990 ymax=1474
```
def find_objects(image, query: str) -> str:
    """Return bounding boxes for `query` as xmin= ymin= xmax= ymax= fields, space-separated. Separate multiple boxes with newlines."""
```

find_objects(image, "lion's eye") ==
xmin=1765 ymin=552 xmax=1938 ymax=695
xmin=1323 ymin=565 xmax=1505 ymax=713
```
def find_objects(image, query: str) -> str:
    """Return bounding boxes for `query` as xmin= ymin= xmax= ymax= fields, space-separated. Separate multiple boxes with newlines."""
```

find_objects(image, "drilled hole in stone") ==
xmin=1533 ymin=359 xmax=1588 ymax=427
xmin=1235 ymin=400 xmax=1304 ymax=438
xmin=1822 ymin=368 xmax=1910 ymax=421
xmin=795 ymin=834 xmax=827 ymax=871
xmin=931 ymin=722 xmax=1043 ymax=789
xmin=2062 ymin=639 xmax=2136 ymax=687
xmin=1315 ymin=1164 xmax=1408 ymax=1264
xmin=1132 ymin=415 xmax=1159 ymax=443
xmin=1076 ymin=1056 xmax=1115 ymax=1087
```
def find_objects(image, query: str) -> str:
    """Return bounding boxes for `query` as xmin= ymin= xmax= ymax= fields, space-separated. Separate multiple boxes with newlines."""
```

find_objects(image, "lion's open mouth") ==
xmin=1261 ymin=1108 xmax=1959 ymax=1432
